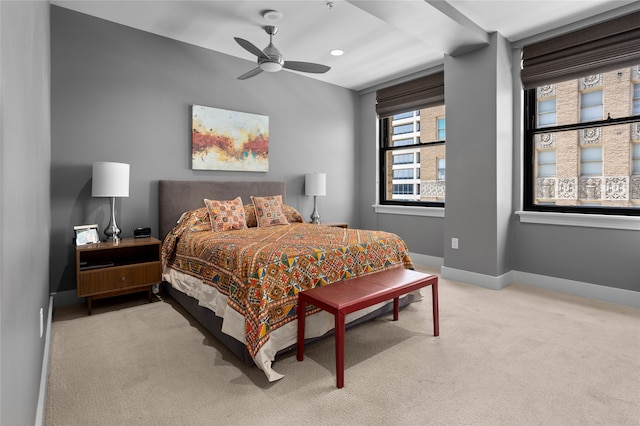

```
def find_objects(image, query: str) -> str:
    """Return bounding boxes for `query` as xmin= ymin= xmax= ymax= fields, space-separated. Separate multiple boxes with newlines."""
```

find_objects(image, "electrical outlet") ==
xmin=40 ymin=308 xmax=44 ymax=338
xmin=451 ymin=237 xmax=459 ymax=249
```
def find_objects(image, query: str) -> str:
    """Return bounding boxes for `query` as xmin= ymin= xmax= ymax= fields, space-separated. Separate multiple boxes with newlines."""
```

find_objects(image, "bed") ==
xmin=158 ymin=180 xmax=418 ymax=381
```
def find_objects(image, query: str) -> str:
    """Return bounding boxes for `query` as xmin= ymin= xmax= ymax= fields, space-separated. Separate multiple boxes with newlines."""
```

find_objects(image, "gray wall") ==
xmin=50 ymin=6 xmax=358 ymax=294
xmin=513 ymin=224 xmax=639 ymax=291
xmin=443 ymin=32 xmax=514 ymax=277
xmin=0 ymin=1 xmax=51 ymax=424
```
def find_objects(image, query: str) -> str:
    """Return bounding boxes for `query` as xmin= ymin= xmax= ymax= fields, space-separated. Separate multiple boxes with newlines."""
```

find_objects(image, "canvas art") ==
xmin=192 ymin=105 xmax=269 ymax=172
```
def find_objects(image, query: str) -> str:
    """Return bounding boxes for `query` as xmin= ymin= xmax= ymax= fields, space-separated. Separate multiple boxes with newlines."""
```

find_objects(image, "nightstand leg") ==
xmin=86 ymin=296 xmax=93 ymax=315
xmin=148 ymin=286 xmax=153 ymax=302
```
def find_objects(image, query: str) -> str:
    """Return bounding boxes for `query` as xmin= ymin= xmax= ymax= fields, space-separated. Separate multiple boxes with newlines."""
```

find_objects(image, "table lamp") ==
xmin=92 ymin=162 xmax=130 ymax=242
xmin=305 ymin=172 xmax=326 ymax=224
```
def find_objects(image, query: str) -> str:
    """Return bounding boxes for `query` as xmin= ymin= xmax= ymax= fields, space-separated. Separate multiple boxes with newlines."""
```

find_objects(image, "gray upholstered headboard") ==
xmin=158 ymin=180 xmax=286 ymax=239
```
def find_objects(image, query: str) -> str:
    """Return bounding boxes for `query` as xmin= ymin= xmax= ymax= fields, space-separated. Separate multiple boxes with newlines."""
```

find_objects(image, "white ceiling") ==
xmin=50 ymin=0 xmax=640 ymax=91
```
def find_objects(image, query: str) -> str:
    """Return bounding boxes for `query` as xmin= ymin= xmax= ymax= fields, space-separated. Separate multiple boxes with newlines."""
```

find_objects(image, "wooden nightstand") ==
xmin=76 ymin=237 xmax=162 ymax=315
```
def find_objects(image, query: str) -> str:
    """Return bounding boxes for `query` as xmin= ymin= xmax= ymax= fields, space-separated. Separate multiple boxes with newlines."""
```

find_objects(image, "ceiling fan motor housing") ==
xmin=259 ymin=26 xmax=284 ymax=72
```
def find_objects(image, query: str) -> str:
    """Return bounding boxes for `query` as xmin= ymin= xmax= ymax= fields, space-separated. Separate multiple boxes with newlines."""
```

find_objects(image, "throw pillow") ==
xmin=204 ymin=196 xmax=247 ymax=232
xmin=251 ymin=195 xmax=290 ymax=227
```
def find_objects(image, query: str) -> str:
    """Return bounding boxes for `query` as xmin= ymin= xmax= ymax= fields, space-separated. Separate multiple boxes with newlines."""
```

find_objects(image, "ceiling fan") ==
xmin=234 ymin=26 xmax=331 ymax=80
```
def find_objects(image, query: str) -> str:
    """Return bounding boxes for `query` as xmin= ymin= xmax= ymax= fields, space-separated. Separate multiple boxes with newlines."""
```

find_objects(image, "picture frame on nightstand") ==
xmin=74 ymin=224 xmax=100 ymax=246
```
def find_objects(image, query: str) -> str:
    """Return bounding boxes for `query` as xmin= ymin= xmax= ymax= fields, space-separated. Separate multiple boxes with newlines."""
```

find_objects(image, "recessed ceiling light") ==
xmin=330 ymin=49 xmax=344 ymax=56
xmin=262 ymin=10 xmax=283 ymax=21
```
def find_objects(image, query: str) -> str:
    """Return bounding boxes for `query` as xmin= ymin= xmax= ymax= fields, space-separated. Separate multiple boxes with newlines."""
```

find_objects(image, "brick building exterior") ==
xmin=534 ymin=66 xmax=640 ymax=208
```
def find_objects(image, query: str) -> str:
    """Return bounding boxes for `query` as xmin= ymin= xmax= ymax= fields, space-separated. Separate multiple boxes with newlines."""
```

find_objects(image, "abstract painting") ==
xmin=192 ymin=105 xmax=269 ymax=172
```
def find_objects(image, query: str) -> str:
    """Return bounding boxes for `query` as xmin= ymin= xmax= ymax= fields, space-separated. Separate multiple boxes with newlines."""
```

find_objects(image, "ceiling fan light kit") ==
xmin=260 ymin=61 xmax=282 ymax=72
xmin=235 ymin=25 xmax=330 ymax=80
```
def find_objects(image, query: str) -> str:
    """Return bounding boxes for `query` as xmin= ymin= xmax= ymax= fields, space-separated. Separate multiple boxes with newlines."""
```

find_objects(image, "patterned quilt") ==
xmin=162 ymin=218 xmax=414 ymax=358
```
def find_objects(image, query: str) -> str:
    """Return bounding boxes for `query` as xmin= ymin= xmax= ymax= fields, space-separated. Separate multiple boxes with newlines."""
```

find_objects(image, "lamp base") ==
xmin=103 ymin=228 xmax=121 ymax=242
xmin=103 ymin=197 xmax=122 ymax=242
xmin=310 ymin=196 xmax=321 ymax=224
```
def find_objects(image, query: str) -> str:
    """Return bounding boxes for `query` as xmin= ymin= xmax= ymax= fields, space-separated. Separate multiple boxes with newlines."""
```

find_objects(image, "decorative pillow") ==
xmin=204 ymin=196 xmax=247 ymax=232
xmin=177 ymin=207 xmax=211 ymax=232
xmin=244 ymin=203 xmax=303 ymax=227
xmin=282 ymin=204 xmax=304 ymax=223
xmin=250 ymin=195 xmax=290 ymax=227
xmin=244 ymin=204 xmax=258 ymax=228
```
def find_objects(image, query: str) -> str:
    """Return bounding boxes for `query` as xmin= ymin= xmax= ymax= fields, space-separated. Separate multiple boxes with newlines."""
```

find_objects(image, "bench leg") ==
xmin=335 ymin=311 xmax=346 ymax=388
xmin=297 ymin=298 xmax=306 ymax=361
xmin=393 ymin=296 xmax=399 ymax=320
xmin=432 ymin=282 xmax=439 ymax=336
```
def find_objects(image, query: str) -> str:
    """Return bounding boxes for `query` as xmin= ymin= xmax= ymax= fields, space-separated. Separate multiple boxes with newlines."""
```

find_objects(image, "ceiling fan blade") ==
xmin=234 ymin=37 xmax=270 ymax=60
xmin=237 ymin=67 xmax=264 ymax=80
xmin=283 ymin=61 xmax=331 ymax=74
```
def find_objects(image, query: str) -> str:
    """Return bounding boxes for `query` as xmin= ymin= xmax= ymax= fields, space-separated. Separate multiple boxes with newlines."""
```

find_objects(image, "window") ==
xmin=393 ymin=122 xmax=419 ymax=135
xmin=394 ymin=138 xmax=415 ymax=147
xmin=437 ymin=158 xmax=446 ymax=181
xmin=377 ymin=72 xmax=445 ymax=206
xmin=580 ymin=146 xmax=602 ymax=176
xmin=632 ymin=143 xmax=640 ymax=175
xmin=393 ymin=111 xmax=417 ymax=120
xmin=580 ymin=90 xmax=603 ymax=122
xmin=393 ymin=153 xmax=416 ymax=165
xmin=437 ymin=118 xmax=446 ymax=140
xmin=537 ymin=150 xmax=556 ymax=177
xmin=380 ymin=108 xmax=445 ymax=204
xmin=393 ymin=168 xmax=415 ymax=180
xmin=521 ymin=11 xmax=640 ymax=215
xmin=524 ymin=67 xmax=640 ymax=214
xmin=537 ymin=97 xmax=556 ymax=127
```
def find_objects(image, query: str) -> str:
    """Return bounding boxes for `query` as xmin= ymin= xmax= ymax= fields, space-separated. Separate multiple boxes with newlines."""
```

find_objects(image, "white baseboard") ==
xmin=513 ymin=271 xmax=640 ymax=309
xmin=409 ymin=253 xmax=443 ymax=269
xmin=35 ymin=295 xmax=53 ymax=426
xmin=439 ymin=265 xmax=638 ymax=308
xmin=441 ymin=266 xmax=513 ymax=290
xmin=415 ymin=257 xmax=638 ymax=308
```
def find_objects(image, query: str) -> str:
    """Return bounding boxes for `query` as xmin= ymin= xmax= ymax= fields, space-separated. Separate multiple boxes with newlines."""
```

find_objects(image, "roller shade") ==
xmin=376 ymin=72 xmax=444 ymax=117
xmin=521 ymin=11 xmax=640 ymax=89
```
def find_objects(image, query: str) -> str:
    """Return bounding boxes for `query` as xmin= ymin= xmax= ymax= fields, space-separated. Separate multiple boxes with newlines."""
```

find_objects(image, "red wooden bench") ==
xmin=296 ymin=267 xmax=439 ymax=388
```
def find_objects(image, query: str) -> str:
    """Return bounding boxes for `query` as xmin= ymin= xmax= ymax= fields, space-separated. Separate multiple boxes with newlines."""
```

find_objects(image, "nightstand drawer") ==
xmin=78 ymin=262 xmax=160 ymax=295
xmin=76 ymin=237 xmax=162 ymax=314
xmin=127 ymin=262 xmax=162 ymax=286
xmin=78 ymin=268 xmax=118 ymax=295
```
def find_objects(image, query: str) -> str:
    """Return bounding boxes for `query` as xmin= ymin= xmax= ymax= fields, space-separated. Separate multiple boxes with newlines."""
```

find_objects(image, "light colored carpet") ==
xmin=45 ymin=269 xmax=640 ymax=426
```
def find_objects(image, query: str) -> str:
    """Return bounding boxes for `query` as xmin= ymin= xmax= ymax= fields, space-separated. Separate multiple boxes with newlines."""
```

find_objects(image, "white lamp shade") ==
xmin=305 ymin=172 xmax=326 ymax=196
xmin=92 ymin=162 xmax=130 ymax=197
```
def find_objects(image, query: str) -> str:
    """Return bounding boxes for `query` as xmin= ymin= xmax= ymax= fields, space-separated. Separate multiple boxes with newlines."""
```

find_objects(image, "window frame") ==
xmin=378 ymin=113 xmax=445 ymax=208
xmin=523 ymin=88 xmax=640 ymax=216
